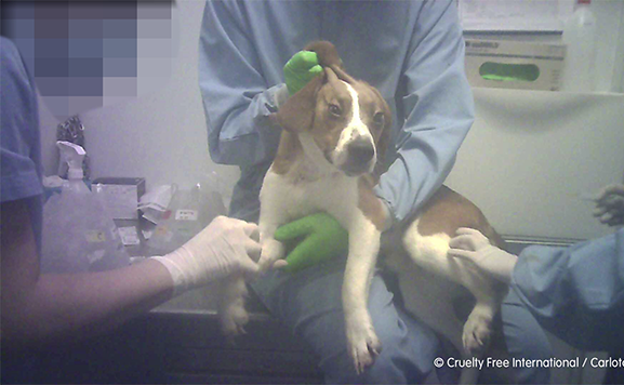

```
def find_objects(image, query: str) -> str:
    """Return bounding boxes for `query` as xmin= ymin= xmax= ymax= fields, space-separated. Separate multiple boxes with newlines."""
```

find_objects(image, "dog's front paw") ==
xmin=462 ymin=312 xmax=492 ymax=356
xmin=346 ymin=322 xmax=382 ymax=374
xmin=258 ymin=238 xmax=285 ymax=271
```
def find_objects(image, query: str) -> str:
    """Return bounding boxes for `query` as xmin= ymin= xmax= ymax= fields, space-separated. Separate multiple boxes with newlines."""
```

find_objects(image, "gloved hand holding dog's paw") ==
xmin=448 ymin=227 xmax=518 ymax=284
xmin=153 ymin=216 xmax=261 ymax=296
xmin=284 ymin=51 xmax=323 ymax=95
xmin=273 ymin=212 xmax=348 ymax=272
xmin=593 ymin=184 xmax=624 ymax=227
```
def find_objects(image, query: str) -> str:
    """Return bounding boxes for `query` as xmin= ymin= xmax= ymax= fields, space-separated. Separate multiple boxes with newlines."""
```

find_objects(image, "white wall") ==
xmin=446 ymin=88 xmax=624 ymax=241
xmin=37 ymin=0 xmax=623 ymax=242
xmin=38 ymin=0 xmax=240 ymax=196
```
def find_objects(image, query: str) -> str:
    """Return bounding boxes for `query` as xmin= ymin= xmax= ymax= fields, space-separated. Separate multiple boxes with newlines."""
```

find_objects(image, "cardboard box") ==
xmin=92 ymin=177 xmax=146 ymax=220
xmin=465 ymin=39 xmax=566 ymax=91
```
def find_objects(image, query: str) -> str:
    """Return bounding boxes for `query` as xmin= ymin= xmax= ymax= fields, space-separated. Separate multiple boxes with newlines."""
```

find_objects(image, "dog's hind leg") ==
xmin=402 ymin=223 xmax=500 ymax=356
xmin=217 ymin=216 xmax=285 ymax=340
xmin=396 ymin=263 xmax=481 ymax=385
xmin=461 ymin=275 xmax=504 ymax=357
xmin=458 ymin=284 xmax=501 ymax=384
xmin=217 ymin=171 xmax=288 ymax=338
xmin=218 ymin=276 xmax=250 ymax=338
xmin=401 ymin=225 xmax=504 ymax=384
xmin=396 ymin=263 xmax=464 ymax=351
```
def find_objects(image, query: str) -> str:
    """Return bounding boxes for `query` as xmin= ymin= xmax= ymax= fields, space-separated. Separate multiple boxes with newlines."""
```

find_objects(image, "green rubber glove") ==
xmin=274 ymin=212 xmax=349 ymax=272
xmin=283 ymin=51 xmax=323 ymax=95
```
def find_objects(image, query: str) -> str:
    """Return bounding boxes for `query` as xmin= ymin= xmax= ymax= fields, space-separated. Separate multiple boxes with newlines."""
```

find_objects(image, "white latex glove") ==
xmin=447 ymin=227 xmax=518 ymax=284
xmin=593 ymin=184 xmax=624 ymax=227
xmin=153 ymin=216 xmax=261 ymax=296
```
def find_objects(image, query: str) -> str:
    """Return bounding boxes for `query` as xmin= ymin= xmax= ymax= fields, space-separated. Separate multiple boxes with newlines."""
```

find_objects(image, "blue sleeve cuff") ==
xmin=1 ymin=170 xmax=43 ymax=203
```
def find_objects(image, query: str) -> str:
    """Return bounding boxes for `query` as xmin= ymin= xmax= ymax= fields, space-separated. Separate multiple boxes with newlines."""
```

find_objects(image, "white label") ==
xmin=118 ymin=226 xmax=141 ymax=246
xmin=175 ymin=209 xmax=198 ymax=221
xmin=85 ymin=230 xmax=106 ymax=243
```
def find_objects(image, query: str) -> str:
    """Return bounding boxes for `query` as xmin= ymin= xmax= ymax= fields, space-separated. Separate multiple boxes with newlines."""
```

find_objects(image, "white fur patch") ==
xmin=331 ymin=82 xmax=376 ymax=172
xmin=298 ymin=132 xmax=336 ymax=176
xmin=260 ymin=164 xmax=359 ymax=233
xmin=401 ymin=219 xmax=498 ymax=299
xmin=402 ymin=220 xmax=452 ymax=276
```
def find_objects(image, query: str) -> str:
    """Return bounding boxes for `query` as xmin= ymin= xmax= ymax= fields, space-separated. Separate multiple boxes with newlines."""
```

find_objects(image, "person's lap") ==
xmin=251 ymin=256 xmax=439 ymax=384
xmin=250 ymin=253 xmax=553 ymax=384
xmin=500 ymin=286 xmax=553 ymax=384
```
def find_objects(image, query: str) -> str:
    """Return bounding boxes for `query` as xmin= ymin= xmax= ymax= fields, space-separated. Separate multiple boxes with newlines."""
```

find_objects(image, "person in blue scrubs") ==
xmin=449 ymin=184 xmax=624 ymax=383
xmin=1 ymin=35 xmax=261 ymax=355
xmin=198 ymin=1 xmax=550 ymax=383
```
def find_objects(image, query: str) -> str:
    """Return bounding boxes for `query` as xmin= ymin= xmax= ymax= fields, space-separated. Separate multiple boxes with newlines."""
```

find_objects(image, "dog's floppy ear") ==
xmin=304 ymin=41 xmax=343 ymax=69
xmin=372 ymin=88 xmax=392 ymax=177
xmin=305 ymin=41 xmax=356 ymax=85
xmin=272 ymin=41 xmax=346 ymax=133
xmin=304 ymin=41 xmax=356 ymax=85
xmin=271 ymin=72 xmax=324 ymax=133
xmin=329 ymin=65 xmax=357 ymax=85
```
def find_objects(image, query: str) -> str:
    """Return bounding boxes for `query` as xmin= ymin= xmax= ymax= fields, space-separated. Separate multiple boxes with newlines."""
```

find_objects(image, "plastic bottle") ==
xmin=561 ymin=0 xmax=597 ymax=92
xmin=57 ymin=141 xmax=90 ymax=194
xmin=40 ymin=141 xmax=129 ymax=273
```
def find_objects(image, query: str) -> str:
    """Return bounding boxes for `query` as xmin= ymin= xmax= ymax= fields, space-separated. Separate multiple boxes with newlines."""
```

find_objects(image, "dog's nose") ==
xmin=347 ymin=140 xmax=375 ymax=164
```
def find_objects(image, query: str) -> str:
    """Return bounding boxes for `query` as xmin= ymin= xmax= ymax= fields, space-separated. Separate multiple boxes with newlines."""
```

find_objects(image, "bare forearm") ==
xmin=2 ymin=199 xmax=259 ymax=348
xmin=3 ymin=259 xmax=173 ymax=346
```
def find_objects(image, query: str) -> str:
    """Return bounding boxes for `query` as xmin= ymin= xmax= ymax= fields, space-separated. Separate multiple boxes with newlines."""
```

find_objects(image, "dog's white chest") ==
xmin=260 ymin=166 xmax=358 ymax=225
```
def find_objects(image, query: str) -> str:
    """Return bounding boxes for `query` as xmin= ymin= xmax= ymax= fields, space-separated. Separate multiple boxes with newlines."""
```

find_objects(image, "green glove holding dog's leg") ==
xmin=273 ymin=212 xmax=349 ymax=272
xmin=283 ymin=51 xmax=323 ymax=95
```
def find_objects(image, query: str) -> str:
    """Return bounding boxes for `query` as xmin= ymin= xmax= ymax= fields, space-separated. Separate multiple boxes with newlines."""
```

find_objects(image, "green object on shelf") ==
xmin=479 ymin=62 xmax=540 ymax=82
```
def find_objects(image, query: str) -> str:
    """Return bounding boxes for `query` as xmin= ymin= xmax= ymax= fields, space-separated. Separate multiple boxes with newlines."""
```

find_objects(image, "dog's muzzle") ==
xmin=341 ymin=139 xmax=376 ymax=176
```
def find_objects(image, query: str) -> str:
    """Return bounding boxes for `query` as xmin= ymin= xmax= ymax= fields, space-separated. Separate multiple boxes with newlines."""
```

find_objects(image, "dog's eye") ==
xmin=373 ymin=112 xmax=385 ymax=127
xmin=328 ymin=104 xmax=342 ymax=117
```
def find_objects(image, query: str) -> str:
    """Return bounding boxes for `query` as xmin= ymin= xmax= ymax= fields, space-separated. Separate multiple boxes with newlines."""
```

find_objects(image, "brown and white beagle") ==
xmin=219 ymin=41 xmax=507 ymax=384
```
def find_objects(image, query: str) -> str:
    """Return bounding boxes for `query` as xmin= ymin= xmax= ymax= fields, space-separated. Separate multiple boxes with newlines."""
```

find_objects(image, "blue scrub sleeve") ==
xmin=511 ymin=228 xmax=624 ymax=351
xmin=1 ymin=37 xmax=44 ymax=252
xmin=1 ymin=37 xmax=43 ymax=203
xmin=198 ymin=1 xmax=289 ymax=167
xmin=374 ymin=0 xmax=474 ymax=223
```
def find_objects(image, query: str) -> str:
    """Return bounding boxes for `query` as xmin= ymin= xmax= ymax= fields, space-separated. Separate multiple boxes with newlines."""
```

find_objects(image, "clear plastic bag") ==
xmin=40 ymin=183 xmax=130 ymax=273
xmin=147 ymin=180 xmax=227 ymax=255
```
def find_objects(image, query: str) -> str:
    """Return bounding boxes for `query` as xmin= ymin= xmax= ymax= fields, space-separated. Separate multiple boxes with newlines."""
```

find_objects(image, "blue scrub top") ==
xmin=1 ymin=36 xmax=44 ymax=251
xmin=198 ymin=0 xmax=475 ymax=223
xmin=512 ymin=228 xmax=624 ymax=352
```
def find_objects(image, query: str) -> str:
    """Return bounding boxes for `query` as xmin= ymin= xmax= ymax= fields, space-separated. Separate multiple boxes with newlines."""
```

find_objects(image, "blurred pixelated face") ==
xmin=1 ymin=1 xmax=177 ymax=120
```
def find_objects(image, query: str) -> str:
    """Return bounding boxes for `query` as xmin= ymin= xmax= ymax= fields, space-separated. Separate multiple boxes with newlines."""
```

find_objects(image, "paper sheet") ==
xmin=459 ymin=0 xmax=574 ymax=32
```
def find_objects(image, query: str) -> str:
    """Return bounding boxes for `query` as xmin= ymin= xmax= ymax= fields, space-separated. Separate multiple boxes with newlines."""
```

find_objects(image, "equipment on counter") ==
xmin=40 ymin=141 xmax=130 ymax=273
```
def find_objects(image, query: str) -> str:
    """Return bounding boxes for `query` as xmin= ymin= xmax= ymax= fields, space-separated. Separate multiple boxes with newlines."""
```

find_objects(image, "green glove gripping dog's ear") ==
xmin=274 ymin=213 xmax=349 ymax=272
xmin=283 ymin=51 xmax=323 ymax=95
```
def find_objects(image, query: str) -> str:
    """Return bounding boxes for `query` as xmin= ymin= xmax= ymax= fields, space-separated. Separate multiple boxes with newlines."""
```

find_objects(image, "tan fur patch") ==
xmin=357 ymin=177 xmax=386 ymax=230
xmin=416 ymin=186 xmax=506 ymax=248
xmin=272 ymin=131 xmax=302 ymax=175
